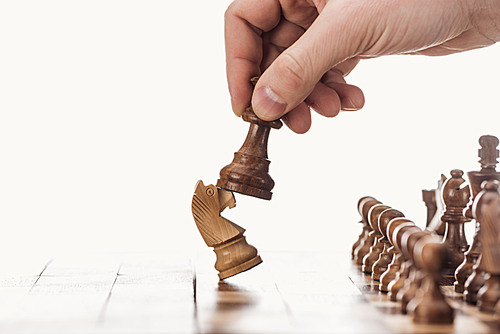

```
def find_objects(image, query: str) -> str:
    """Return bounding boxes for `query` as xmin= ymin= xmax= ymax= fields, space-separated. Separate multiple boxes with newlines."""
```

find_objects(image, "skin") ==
xmin=225 ymin=0 xmax=500 ymax=133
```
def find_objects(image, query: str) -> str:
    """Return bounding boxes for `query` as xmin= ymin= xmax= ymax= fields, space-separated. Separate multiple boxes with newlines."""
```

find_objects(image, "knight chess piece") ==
xmin=191 ymin=180 xmax=262 ymax=279
xmin=423 ymin=174 xmax=447 ymax=236
xmin=217 ymin=77 xmax=282 ymax=200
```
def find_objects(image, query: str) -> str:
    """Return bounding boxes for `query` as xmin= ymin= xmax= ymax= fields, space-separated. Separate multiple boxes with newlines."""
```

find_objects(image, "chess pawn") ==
xmin=464 ymin=254 xmax=487 ymax=304
xmin=409 ymin=235 xmax=454 ymax=324
xmin=380 ymin=218 xmax=414 ymax=293
xmin=217 ymin=78 xmax=282 ymax=200
xmin=456 ymin=135 xmax=500 ymax=293
xmin=388 ymin=224 xmax=420 ymax=302
xmin=354 ymin=198 xmax=382 ymax=265
xmin=372 ymin=208 xmax=405 ymax=281
xmin=475 ymin=180 xmax=500 ymax=312
xmin=362 ymin=204 xmax=390 ymax=274
xmin=191 ymin=181 xmax=262 ymax=279
xmin=352 ymin=197 xmax=377 ymax=259
xmin=441 ymin=169 xmax=471 ymax=277
xmin=399 ymin=228 xmax=429 ymax=313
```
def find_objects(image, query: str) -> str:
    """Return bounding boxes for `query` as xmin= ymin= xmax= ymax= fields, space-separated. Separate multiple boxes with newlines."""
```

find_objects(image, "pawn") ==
xmin=388 ymin=224 xmax=420 ymax=302
xmin=441 ymin=169 xmax=471 ymax=278
xmin=372 ymin=208 xmax=405 ymax=281
xmin=409 ymin=235 xmax=454 ymax=324
xmin=475 ymin=181 xmax=500 ymax=312
xmin=464 ymin=254 xmax=487 ymax=304
xmin=352 ymin=197 xmax=377 ymax=259
xmin=354 ymin=198 xmax=382 ymax=265
xmin=362 ymin=204 xmax=391 ymax=274
xmin=399 ymin=228 xmax=429 ymax=314
xmin=380 ymin=218 xmax=414 ymax=292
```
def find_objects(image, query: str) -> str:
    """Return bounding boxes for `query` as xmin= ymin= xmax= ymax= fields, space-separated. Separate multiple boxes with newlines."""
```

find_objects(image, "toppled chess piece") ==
xmin=191 ymin=180 xmax=262 ymax=279
xmin=217 ymin=77 xmax=282 ymax=200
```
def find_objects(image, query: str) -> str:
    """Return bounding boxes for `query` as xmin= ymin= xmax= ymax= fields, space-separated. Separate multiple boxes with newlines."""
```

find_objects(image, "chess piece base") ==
xmin=218 ymin=255 xmax=262 ymax=280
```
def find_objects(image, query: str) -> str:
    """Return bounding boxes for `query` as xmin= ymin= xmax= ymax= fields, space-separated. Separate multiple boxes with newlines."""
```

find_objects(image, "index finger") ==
xmin=224 ymin=0 xmax=282 ymax=115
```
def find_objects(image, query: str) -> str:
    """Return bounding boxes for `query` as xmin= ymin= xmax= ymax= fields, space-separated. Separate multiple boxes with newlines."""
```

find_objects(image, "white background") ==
xmin=1 ymin=1 xmax=499 ymax=262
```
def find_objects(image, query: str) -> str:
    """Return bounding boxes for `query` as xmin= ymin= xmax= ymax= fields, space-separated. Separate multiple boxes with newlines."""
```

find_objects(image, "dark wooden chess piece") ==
xmin=399 ymin=228 xmax=429 ymax=314
xmin=476 ymin=181 xmax=500 ymax=312
xmin=440 ymin=169 xmax=471 ymax=278
xmin=354 ymin=199 xmax=382 ymax=266
xmin=191 ymin=181 xmax=262 ymax=279
xmin=372 ymin=208 xmax=405 ymax=281
xmin=217 ymin=77 xmax=282 ymax=200
xmin=362 ymin=204 xmax=390 ymax=274
xmin=423 ymin=174 xmax=447 ymax=236
xmin=388 ymin=224 xmax=420 ymax=302
xmin=380 ymin=218 xmax=414 ymax=293
xmin=456 ymin=135 xmax=500 ymax=293
xmin=409 ymin=234 xmax=454 ymax=324
xmin=352 ymin=196 xmax=377 ymax=259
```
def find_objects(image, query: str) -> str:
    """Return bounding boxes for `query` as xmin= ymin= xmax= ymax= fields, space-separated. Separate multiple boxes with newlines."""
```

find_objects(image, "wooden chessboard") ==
xmin=0 ymin=251 xmax=498 ymax=333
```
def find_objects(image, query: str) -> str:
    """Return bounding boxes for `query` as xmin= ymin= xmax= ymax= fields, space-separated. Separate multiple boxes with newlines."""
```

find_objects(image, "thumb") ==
xmin=251 ymin=8 xmax=349 ymax=121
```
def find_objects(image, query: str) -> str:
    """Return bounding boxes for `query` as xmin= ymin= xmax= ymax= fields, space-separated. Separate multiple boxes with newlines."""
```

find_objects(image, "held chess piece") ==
xmin=354 ymin=198 xmax=382 ymax=265
xmin=409 ymin=235 xmax=454 ymax=324
xmin=362 ymin=204 xmax=391 ymax=274
xmin=440 ymin=169 xmax=471 ymax=278
xmin=476 ymin=181 xmax=500 ymax=312
xmin=372 ymin=208 xmax=405 ymax=281
xmin=380 ymin=218 xmax=414 ymax=293
xmin=456 ymin=135 xmax=500 ymax=293
xmin=191 ymin=181 xmax=262 ymax=279
xmin=352 ymin=196 xmax=377 ymax=259
xmin=217 ymin=77 xmax=282 ymax=200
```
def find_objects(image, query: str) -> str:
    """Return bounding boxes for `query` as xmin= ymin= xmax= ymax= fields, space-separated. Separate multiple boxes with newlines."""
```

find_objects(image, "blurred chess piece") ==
xmin=353 ymin=197 xmax=377 ymax=259
xmin=354 ymin=198 xmax=382 ymax=265
xmin=191 ymin=180 xmax=262 ymax=279
xmin=423 ymin=174 xmax=447 ymax=236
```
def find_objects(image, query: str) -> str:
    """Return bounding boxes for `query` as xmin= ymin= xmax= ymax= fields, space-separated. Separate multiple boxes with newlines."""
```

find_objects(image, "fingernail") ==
xmin=342 ymin=98 xmax=359 ymax=111
xmin=252 ymin=86 xmax=286 ymax=119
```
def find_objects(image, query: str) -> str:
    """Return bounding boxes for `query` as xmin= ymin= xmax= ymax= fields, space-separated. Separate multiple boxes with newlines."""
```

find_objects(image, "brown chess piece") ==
xmin=380 ymin=218 xmax=414 ymax=293
xmin=372 ymin=208 xmax=405 ymax=281
xmin=456 ymin=135 xmax=500 ymax=293
xmin=399 ymin=228 xmax=429 ymax=314
xmin=476 ymin=181 xmax=500 ymax=312
xmin=362 ymin=204 xmax=391 ymax=274
xmin=388 ymin=224 xmax=420 ymax=302
xmin=424 ymin=174 xmax=447 ymax=236
xmin=440 ymin=169 xmax=471 ymax=279
xmin=409 ymin=234 xmax=454 ymax=324
xmin=191 ymin=181 xmax=262 ymax=279
xmin=352 ymin=196 xmax=377 ymax=259
xmin=217 ymin=77 xmax=282 ymax=200
xmin=464 ymin=254 xmax=487 ymax=304
xmin=354 ymin=198 xmax=382 ymax=266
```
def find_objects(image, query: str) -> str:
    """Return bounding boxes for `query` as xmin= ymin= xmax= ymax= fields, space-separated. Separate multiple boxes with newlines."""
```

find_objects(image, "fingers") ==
xmin=252 ymin=2 xmax=357 ymax=121
xmin=282 ymin=102 xmax=311 ymax=134
xmin=224 ymin=0 xmax=282 ymax=116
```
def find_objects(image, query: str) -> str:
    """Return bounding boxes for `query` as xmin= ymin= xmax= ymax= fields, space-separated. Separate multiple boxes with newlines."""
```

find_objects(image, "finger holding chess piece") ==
xmin=191 ymin=181 xmax=262 ymax=279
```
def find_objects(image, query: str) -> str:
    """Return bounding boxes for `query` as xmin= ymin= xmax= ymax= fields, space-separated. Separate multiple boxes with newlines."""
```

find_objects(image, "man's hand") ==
xmin=225 ymin=0 xmax=500 ymax=133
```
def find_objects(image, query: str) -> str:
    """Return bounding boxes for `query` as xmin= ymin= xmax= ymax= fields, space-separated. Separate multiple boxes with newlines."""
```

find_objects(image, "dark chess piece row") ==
xmin=352 ymin=134 xmax=500 ymax=323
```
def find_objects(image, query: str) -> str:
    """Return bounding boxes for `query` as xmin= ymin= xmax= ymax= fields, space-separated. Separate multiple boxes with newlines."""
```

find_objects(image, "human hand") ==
xmin=225 ymin=0 xmax=500 ymax=133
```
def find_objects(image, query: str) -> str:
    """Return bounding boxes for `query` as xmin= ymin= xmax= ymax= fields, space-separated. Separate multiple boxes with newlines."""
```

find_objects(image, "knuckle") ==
xmin=275 ymin=52 xmax=309 ymax=92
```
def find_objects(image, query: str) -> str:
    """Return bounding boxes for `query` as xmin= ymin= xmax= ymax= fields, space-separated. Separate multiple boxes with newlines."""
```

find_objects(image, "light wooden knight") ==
xmin=191 ymin=180 xmax=262 ymax=279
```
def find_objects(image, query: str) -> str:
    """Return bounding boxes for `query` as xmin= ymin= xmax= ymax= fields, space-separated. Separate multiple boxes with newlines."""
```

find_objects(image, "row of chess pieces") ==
xmin=352 ymin=134 xmax=500 ymax=325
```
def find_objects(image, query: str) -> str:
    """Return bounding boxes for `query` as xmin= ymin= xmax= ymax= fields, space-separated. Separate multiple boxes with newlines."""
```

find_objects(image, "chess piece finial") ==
xmin=191 ymin=180 xmax=262 ymax=279
xmin=409 ymin=235 xmax=454 ymax=324
xmin=441 ymin=169 xmax=471 ymax=277
xmin=217 ymin=77 xmax=282 ymax=200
